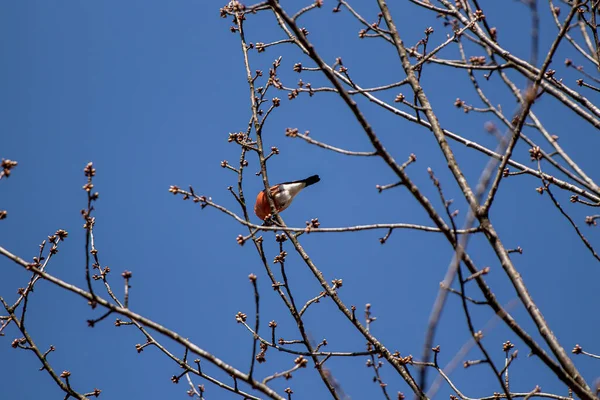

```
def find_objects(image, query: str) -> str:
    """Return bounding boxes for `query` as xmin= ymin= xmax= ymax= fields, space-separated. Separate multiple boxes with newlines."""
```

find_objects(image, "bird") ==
xmin=254 ymin=175 xmax=320 ymax=221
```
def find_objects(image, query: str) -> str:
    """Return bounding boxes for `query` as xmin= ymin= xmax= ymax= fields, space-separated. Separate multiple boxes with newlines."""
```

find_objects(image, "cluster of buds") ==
xmin=219 ymin=0 xmax=245 ymax=18
xmin=235 ymin=311 xmax=247 ymax=323
xmin=255 ymin=42 xmax=266 ymax=53
xmin=82 ymin=183 xmax=93 ymax=195
xmin=473 ymin=331 xmax=484 ymax=342
xmin=81 ymin=163 xmax=100 ymax=201
xmin=529 ymin=146 xmax=543 ymax=161
xmin=268 ymin=73 xmax=282 ymax=91
xmin=305 ymin=218 xmax=320 ymax=233
xmin=84 ymin=162 xmax=96 ymax=178
xmin=469 ymin=55 xmax=486 ymax=66
xmin=1 ymin=159 xmax=18 ymax=178
xmin=228 ymin=131 xmax=248 ymax=143
xmin=273 ymin=251 xmax=287 ymax=264
xmin=294 ymin=355 xmax=308 ymax=368
xmin=193 ymin=195 xmax=208 ymax=208
xmin=365 ymin=303 xmax=377 ymax=326
xmin=298 ymin=80 xmax=313 ymax=97
xmin=11 ymin=337 xmax=26 ymax=348
xmin=92 ymin=266 xmax=110 ymax=281
xmin=502 ymin=341 xmax=515 ymax=352
xmin=236 ymin=234 xmax=246 ymax=246
xmin=288 ymin=89 xmax=299 ymax=100
xmin=285 ymin=127 xmax=299 ymax=138
xmin=54 ymin=229 xmax=69 ymax=241
xmin=135 ymin=340 xmax=152 ymax=353
xmin=269 ymin=76 xmax=283 ymax=90
xmin=256 ymin=342 xmax=268 ymax=363
xmin=81 ymin=211 xmax=95 ymax=230
xmin=265 ymin=57 xmax=283 ymax=91
xmin=396 ymin=354 xmax=413 ymax=365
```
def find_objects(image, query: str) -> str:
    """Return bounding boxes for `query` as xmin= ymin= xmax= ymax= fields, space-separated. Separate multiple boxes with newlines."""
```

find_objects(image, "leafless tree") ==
xmin=2 ymin=1 xmax=600 ymax=399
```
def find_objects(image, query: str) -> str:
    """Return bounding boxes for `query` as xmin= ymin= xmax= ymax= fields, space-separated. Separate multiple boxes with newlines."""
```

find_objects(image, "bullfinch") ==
xmin=254 ymin=175 xmax=320 ymax=221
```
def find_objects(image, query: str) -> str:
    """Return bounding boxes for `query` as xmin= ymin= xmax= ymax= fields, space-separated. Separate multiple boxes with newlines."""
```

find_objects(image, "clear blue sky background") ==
xmin=1 ymin=1 xmax=599 ymax=399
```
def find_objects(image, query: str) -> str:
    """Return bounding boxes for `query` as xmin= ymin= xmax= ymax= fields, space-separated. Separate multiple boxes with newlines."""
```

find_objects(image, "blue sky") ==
xmin=1 ymin=1 xmax=599 ymax=399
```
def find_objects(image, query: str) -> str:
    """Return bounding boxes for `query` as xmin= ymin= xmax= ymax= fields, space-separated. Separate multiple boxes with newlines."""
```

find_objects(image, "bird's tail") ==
xmin=302 ymin=175 xmax=320 ymax=187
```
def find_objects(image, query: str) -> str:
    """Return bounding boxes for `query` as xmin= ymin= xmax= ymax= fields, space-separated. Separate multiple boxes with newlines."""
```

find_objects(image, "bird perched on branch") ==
xmin=254 ymin=175 xmax=320 ymax=221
